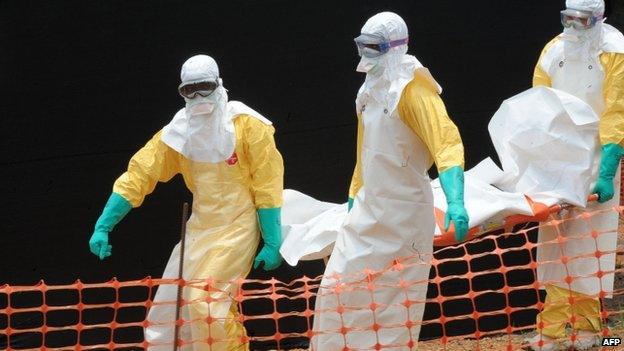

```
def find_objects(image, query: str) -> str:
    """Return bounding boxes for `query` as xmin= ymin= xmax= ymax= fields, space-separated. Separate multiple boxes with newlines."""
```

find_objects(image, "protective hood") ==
xmin=355 ymin=12 xmax=441 ymax=114
xmin=562 ymin=20 xmax=604 ymax=61
xmin=565 ymin=0 xmax=604 ymax=16
xmin=541 ymin=23 xmax=624 ymax=78
xmin=601 ymin=23 xmax=624 ymax=53
xmin=162 ymin=55 xmax=236 ymax=163
xmin=560 ymin=22 xmax=624 ymax=61
xmin=560 ymin=0 xmax=616 ymax=61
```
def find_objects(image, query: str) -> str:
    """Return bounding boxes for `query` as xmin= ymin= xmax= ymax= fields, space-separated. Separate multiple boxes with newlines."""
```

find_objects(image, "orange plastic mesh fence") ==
xmin=1 ymin=205 xmax=622 ymax=350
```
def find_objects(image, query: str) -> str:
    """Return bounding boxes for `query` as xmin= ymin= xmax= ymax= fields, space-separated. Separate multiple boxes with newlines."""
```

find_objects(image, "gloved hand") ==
xmin=348 ymin=197 xmax=354 ymax=212
xmin=254 ymin=207 xmax=283 ymax=271
xmin=439 ymin=166 xmax=469 ymax=242
xmin=593 ymin=143 xmax=623 ymax=203
xmin=89 ymin=193 xmax=132 ymax=260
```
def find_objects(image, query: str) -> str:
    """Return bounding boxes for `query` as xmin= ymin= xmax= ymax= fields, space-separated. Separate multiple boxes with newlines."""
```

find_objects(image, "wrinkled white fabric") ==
xmin=161 ymin=99 xmax=272 ymax=164
xmin=162 ymin=55 xmax=236 ymax=163
xmin=489 ymin=87 xmax=600 ymax=207
xmin=602 ymin=23 xmax=624 ymax=53
xmin=280 ymin=190 xmax=343 ymax=265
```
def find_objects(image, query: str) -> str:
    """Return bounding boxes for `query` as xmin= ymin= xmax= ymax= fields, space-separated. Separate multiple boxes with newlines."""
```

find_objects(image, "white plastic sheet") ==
xmin=280 ymin=190 xmax=346 ymax=266
xmin=489 ymin=87 xmax=599 ymax=207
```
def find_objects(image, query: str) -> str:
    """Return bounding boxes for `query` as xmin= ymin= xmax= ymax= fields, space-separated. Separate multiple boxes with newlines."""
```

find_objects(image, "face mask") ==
xmin=189 ymin=101 xmax=215 ymax=116
xmin=185 ymin=95 xmax=217 ymax=116
xmin=356 ymin=57 xmax=385 ymax=76
xmin=563 ymin=26 xmax=588 ymax=42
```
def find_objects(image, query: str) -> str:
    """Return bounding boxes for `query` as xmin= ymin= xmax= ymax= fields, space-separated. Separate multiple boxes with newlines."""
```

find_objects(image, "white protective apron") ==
xmin=311 ymin=99 xmax=435 ymax=350
xmin=537 ymin=41 xmax=620 ymax=296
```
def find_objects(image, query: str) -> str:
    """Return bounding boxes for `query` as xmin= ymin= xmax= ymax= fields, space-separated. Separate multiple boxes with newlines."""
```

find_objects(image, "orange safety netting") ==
xmin=1 ymin=206 xmax=623 ymax=350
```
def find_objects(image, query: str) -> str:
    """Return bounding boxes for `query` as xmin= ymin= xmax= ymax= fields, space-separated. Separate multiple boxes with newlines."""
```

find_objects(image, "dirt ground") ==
xmin=281 ymin=327 xmax=624 ymax=351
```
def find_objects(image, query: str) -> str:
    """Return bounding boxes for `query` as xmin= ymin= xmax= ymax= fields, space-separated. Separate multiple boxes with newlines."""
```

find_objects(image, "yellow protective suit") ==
xmin=113 ymin=114 xmax=283 ymax=350
xmin=532 ymin=37 xmax=624 ymax=338
xmin=349 ymin=73 xmax=465 ymax=198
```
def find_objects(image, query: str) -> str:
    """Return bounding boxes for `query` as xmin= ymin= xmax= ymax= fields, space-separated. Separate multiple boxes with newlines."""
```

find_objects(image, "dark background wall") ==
xmin=1 ymin=0 xmax=623 ymax=348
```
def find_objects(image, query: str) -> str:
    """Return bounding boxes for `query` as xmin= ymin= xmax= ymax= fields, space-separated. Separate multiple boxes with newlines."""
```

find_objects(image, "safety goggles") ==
xmin=354 ymin=33 xmax=409 ymax=58
xmin=560 ymin=9 xmax=602 ymax=30
xmin=178 ymin=80 xmax=219 ymax=99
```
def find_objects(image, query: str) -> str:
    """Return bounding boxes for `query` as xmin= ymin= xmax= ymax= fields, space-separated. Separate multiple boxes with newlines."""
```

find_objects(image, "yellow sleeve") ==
xmin=113 ymin=130 xmax=180 ymax=207
xmin=398 ymin=75 xmax=465 ymax=173
xmin=348 ymin=114 xmax=364 ymax=198
xmin=241 ymin=115 xmax=284 ymax=208
xmin=599 ymin=52 xmax=624 ymax=146
xmin=533 ymin=63 xmax=552 ymax=87
xmin=532 ymin=38 xmax=558 ymax=87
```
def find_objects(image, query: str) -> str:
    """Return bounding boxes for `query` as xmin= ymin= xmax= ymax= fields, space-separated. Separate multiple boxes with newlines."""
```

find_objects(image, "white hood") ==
xmin=354 ymin=12 xmax=441 ymax=115
xmin=161 ymin=55 xmax=236 ymax=163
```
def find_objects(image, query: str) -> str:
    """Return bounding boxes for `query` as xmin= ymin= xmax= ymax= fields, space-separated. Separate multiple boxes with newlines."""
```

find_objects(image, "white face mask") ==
xmin=356 ymin=57 xmax=384 ymax=76
xmin=189 ymin=101 xmax=215 ymax=116
xmin=185 ymin=95 xmax=217 ymax=116
xmin=563 ymin=26 xmax=589 ymax=42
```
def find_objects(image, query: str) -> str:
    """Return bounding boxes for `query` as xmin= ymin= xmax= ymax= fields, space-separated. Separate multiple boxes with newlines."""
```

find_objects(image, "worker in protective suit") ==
xmin=88 ymin=55 xmax=284 ymax=350
xmin=311 ymin=12 xmax=468 ymax=350
xmin=529 ymin=1 xmax=624 ymax=350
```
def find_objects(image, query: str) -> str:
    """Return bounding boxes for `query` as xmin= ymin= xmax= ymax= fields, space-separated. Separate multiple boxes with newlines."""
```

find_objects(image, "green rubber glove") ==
xmin=348 ymin=197 xmax=354 ymax=212
xmin=89 ymin=193 xmax=132 ymax=260
xmin=593 ymin=143 xmax=623 ymax=203
xmin=254 ymin=207 xmax=283 ymax=271
xmin=439 ymin=166 xmax=469 ymax=242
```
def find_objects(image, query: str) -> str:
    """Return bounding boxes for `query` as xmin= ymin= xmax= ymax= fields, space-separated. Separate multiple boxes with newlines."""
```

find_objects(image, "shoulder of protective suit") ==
xmin=403 ymin=73 xmax=439 ymax=98
xmin=543 ymin=35 xmax=562 ymax=51
xmin=602 ymin=23 xmax=624 ymax=54
xmin=151 ymin=129 xmax=175 ymax=151
xmin=161 ymin=107 xmax=187 ymax=135
xmin=539 ymin=36 xmax=564 ymax=73
xmin=227 ymin=101 xmax=273 ymax=125
xmin=174 ymin=107 xmax=186 ymax=117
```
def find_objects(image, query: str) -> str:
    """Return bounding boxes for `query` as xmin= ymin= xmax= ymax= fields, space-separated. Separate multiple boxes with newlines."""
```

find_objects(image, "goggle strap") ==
xmin=380 ymin=38 xmax=409 ymax=52
xmin=389 ymin=37 xmax=409 ymax=48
